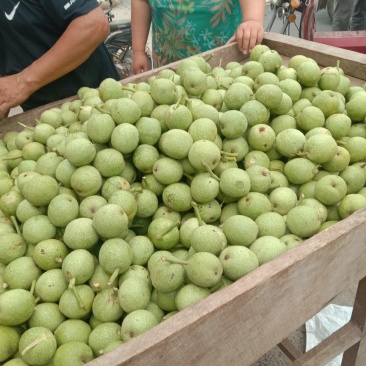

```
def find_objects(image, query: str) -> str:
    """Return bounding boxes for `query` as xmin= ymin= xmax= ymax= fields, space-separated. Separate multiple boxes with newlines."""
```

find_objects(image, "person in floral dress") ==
xmin=131 ymin=0 xmax=266 ymax=74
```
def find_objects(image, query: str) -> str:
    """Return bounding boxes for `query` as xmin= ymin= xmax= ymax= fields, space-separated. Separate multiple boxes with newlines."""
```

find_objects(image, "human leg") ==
xmin=332 ymin=0 xmax=355 ymax=31
xmin=350 ymin=0 xmax=366 ymax=30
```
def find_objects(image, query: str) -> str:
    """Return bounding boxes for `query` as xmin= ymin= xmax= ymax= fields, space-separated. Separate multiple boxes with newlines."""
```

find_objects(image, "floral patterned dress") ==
xmin=148 ymin=0 xmax=242 ymax=67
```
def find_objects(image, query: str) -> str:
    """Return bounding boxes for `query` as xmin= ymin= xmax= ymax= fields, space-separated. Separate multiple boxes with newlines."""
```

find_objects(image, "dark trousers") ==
xmin=332 ymin=0 xmax=355 ymax=31
xmin=350 ymin=0 xmax=366 ymax=30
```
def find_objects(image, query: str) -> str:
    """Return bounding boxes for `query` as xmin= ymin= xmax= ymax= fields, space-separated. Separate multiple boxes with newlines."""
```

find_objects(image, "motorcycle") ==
xmin=266 ymin=0 xmax=310 ymax=37
xmin=101 ymin=0 xmax=151 ymax=80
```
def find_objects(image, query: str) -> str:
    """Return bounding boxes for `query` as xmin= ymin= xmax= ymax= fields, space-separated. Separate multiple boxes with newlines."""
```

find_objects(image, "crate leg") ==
xmin=342 ymin=276 xmax=366 ymax=365
xmin=278 ymin=338 xmax=304 ymax=361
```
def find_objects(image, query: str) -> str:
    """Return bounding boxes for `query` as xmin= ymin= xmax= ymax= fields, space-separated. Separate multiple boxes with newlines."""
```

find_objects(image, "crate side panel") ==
xmin=263 ymin=33 xmax=366 ymax=81
xmin=88 ymin=209 xmax=366 ymax=366
xmin=2 ymin=34 xmax=366 ymax=136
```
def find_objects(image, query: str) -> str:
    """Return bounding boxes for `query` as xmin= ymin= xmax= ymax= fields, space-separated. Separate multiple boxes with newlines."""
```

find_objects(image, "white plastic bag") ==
xmin=305 ymin=303 xmax=352 ymax=366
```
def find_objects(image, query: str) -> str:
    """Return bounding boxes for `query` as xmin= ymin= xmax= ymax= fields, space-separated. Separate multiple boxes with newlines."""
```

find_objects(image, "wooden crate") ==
xmin=2 ymin=33 xmax=366 ymax=366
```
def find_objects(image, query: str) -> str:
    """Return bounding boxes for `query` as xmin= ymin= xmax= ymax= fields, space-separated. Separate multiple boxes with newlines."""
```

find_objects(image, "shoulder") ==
xmin=38 ymin=0 xmax=100 ymax=23
xmin=40 ymin=0 xmax=100 ymax=16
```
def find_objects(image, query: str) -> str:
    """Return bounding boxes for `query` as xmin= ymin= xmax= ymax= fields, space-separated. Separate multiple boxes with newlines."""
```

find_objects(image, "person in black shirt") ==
xmin=0 ymin=0 xmax=120 ymax=119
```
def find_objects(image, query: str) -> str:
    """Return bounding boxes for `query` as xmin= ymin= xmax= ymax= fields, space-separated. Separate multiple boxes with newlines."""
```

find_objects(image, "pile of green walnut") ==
xmin=1 ymin=44 xmax=366 ymax=365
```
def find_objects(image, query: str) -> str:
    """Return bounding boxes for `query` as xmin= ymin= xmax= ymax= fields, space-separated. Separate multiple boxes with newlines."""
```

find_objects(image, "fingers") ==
xmin=0 ymin=106 xmax=10 ymax=121
xmin=0 ymin=98 xmax=11 ymax=120
xmin=247 ymin=28 xmax=264 ymax=53
xmin=236 ymin=27 xmax=250 ymax=54
xmin=135 ymin=63 xmax=148 ymax=74
xmin=234 ymin=21 xmax=265 ymax=54
xmin=0 ymin=74 xmax=28 ymax=118
xmin=132 ymin=53 xmax=149 ymax=74
xmin=132 ymin=63 xmax=145 ymax=74
xmin=256 ymin=27 xmax=265 ymax=46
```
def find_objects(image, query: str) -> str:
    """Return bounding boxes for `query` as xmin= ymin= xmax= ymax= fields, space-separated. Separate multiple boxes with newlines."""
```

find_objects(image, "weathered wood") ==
xmin=3 ymin=32 xmax=365 ymax=138
xmin=262 ymin=32 xmax=366 ymax=81
xmin=0 ymin=43 xmax=247 ymax=136
xmin=2 ymin=34 xmax=366 ymax=366
xmin=278 ymin=338 xmax=304 ymax=361
xmin=87 ymin=208 xmax=366 ymax=366
xmin=122 ymin=41 xmax=248 ymax=83
xmin=342 ymin=277 xmax=366 ymax=365
xmin=0 ymin=96 xmax=78 ymax=137
xmin=292 ymin=322 xmax=361 ymax=366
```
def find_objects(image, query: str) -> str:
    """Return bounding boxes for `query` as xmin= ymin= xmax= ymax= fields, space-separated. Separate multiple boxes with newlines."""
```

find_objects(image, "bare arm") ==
xmin=0 ymin=6 xmax=110 ymax=120
xmin=132 ymin=0 xmax=151 ymax=74
xmin=228 ymin=0 xmax=266 ymax=54
xmin=240 ymin=0 xmax=266 ymax=23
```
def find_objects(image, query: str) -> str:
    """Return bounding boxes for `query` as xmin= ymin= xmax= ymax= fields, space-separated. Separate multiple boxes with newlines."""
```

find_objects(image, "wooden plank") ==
xmin=0 ymin=96 xmax=78 ymax=137
xmin=342 ymin=277 xmax=366 ymax=365
xmin=278 ymin=338 xmax=304 ymax=361
xmin=121 ymin=41 xmax=248 ymax=84
xmin=0 ymin=43 xmax=247 ymax=136
xmin=1 ymin=35 xmax=366 ymax=366
xmin=87 ymin=208 xmax=366 ymax=366
xmin=262 ymin=32 xmax=366 ymax=81
xmin=1 ymin=33 xmax=365 ymax=137
xmin=292 ymin=322 xmax=361 ymax=366
xmin=279 ymin=53 xmax=364 ymax=88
